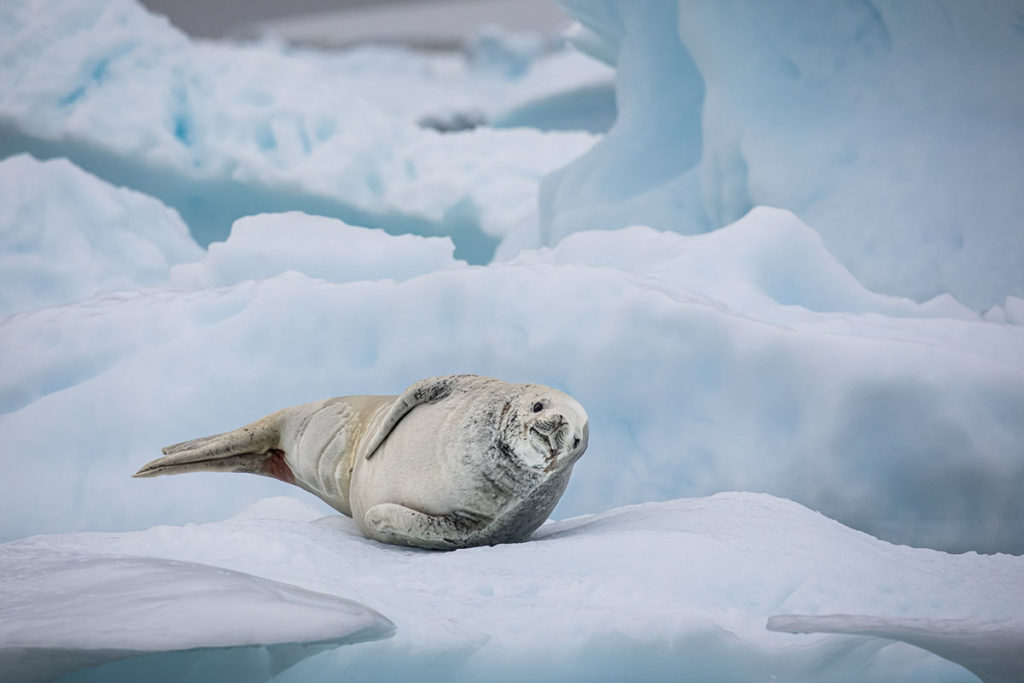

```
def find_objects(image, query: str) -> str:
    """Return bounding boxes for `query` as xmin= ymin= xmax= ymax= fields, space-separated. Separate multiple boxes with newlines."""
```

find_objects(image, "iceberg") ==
xmin=2 ymin=493 xmax=1020 ymax=682
xmin=546 ymin=0 xmax=1024 ymax=310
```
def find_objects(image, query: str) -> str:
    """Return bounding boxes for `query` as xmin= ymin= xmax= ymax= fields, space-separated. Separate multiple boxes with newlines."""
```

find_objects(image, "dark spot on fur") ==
xmin=496 ymin=439 xmax=516 ymax=460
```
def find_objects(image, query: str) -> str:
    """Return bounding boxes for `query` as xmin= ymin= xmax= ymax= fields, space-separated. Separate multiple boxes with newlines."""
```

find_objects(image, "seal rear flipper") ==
xmin=133 ymin=411 xmax=292 ymax=482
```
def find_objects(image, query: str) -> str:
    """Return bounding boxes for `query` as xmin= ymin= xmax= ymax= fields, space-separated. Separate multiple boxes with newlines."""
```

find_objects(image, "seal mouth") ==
xmin=529 ymin=418 xmax=572 ymax=470
xmin=529 ymin=427 xmax=561 ymax=457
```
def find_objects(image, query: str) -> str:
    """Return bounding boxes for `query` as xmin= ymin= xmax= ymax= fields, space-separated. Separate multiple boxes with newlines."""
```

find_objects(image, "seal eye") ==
xmin=532 ymin=402 xmax=543 ymax=413
xmin=573 ymin=437 xmax=581 ymax=450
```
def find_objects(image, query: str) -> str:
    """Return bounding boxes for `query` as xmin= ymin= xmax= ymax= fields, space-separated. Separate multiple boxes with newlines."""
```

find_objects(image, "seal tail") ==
xmin=133 ymin=412 xmax=294 ymax=483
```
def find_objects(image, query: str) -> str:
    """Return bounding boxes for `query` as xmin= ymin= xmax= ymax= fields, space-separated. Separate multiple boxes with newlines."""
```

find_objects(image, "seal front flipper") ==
xmin=362 ymin=374 xmax=479 ymax=460
xmin=133 ymin=411 xmax=290 ymax=481
xmin=363 ymin=503 xmax=491 ymax=550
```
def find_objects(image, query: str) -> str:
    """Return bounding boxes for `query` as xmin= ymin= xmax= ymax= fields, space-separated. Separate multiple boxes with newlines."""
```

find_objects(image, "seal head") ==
xmin=500 ymin=384 xmax=589 ymax=474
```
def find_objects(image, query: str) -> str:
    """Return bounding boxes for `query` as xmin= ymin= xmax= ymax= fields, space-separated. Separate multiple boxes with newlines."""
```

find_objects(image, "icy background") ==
xmin=547 ymin=0 xmax=1024 ymax=311
xmin=1 ymin=0 xmax=1023 ymax=681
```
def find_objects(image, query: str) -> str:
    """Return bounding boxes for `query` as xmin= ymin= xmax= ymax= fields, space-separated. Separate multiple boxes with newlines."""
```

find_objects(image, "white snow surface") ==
xmin=0 ymin=518 xmax=393 ymax=683
xmin=3 ymin=493 xmax=1021 ymax=682
xmin=0 ymin=154 xmax=201 ymax=316
xmin=546 ymin=0 xmax=1024 ymax=310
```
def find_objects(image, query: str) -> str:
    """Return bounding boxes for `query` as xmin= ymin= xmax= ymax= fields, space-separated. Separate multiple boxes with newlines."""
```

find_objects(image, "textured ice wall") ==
xmin=547 ymin=0 xmax=1024 ymax=310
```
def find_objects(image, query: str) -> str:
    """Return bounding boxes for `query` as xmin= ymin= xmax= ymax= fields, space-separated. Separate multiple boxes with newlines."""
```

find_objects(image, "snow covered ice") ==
xmin=1 ymin=520 xmax=393 ymax=683
xmin=2 ymin=0 xmax=1023 ymax=680
xmin=5 ymin=494 xmax=1023 ymax=683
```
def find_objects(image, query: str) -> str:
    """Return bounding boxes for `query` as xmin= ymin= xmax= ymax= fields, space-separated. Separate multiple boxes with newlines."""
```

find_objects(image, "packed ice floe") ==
xmin=0 ymin=0 xmax=599 ymax=260
xmin=2 ymin=0 xmax=1023 ymax=680
xmin=5 ymin=0 xmax=1021 ymax=302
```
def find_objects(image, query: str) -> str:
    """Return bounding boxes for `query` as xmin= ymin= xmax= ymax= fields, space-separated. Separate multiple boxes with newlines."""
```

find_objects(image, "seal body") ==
xmin=134 ymin=375 xmax=589 ymax=550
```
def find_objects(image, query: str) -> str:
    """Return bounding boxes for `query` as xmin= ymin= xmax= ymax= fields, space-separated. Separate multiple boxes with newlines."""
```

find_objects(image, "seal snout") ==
xmin=532 ymin=415 xmax=568 ymax=450
xmin=530 ymin=411 xmax=588 ymax=467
